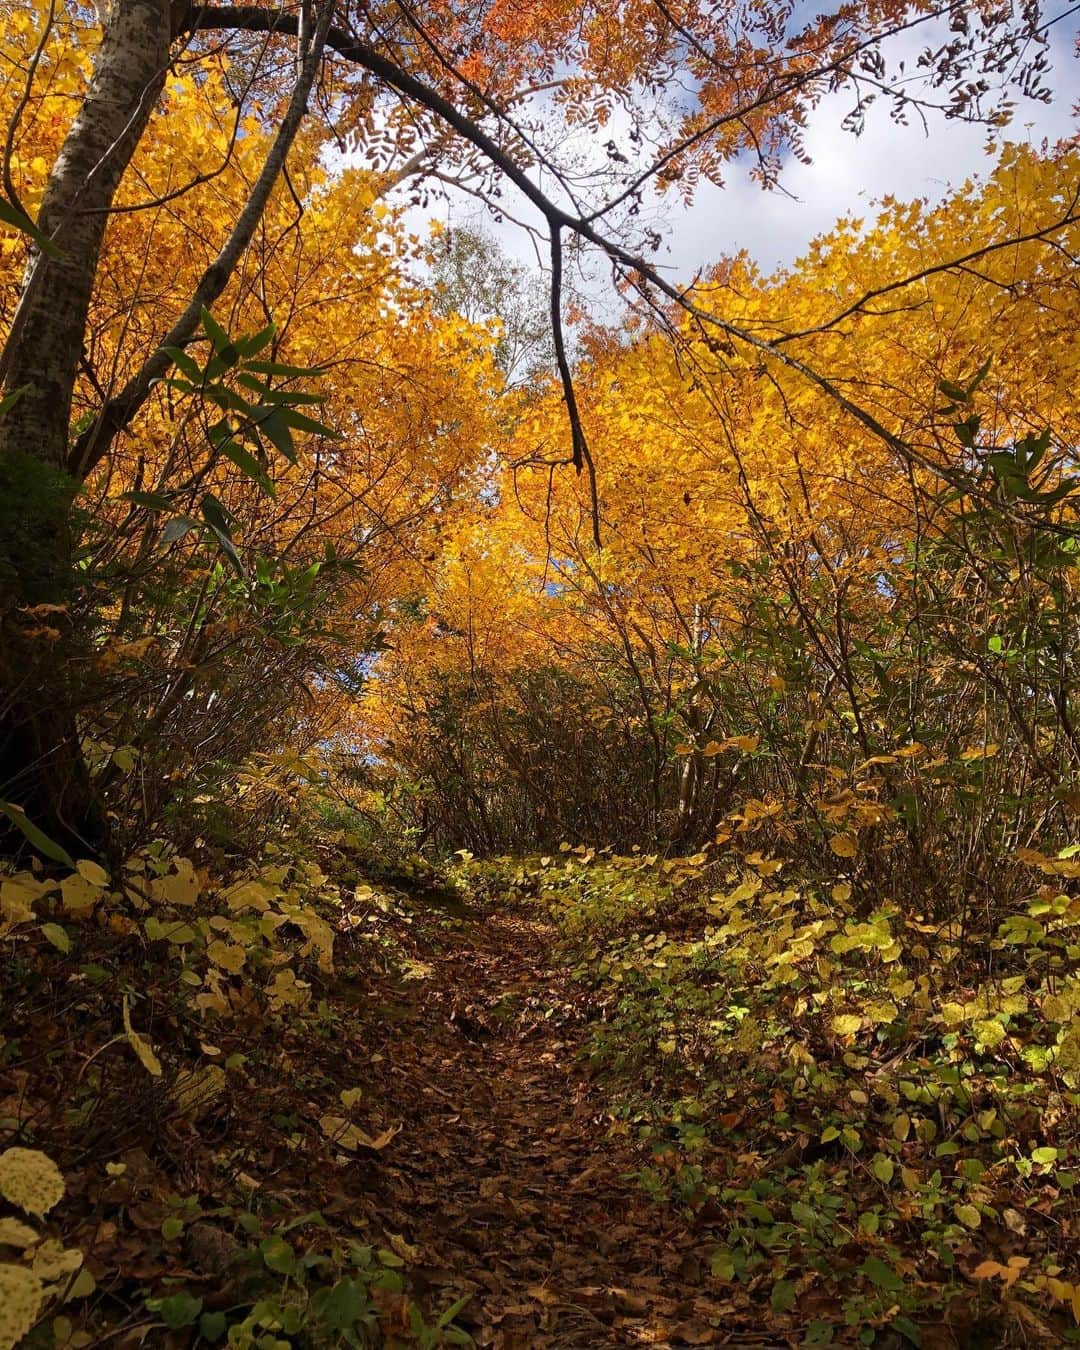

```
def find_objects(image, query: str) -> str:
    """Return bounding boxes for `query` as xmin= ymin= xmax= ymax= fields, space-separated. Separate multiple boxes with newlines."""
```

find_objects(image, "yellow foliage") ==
xmin=121 ymin=997 xmax=162 ymax=1078
xmin=0 ymin=1264 xmax=43 ymax=1350
xmin=0 ymin=1218 xmax=38 ymax=1249
xmin=0 ymin=1149 xmax=65 ymax=1218
xmin=171 ymin=1065 xmax=226 ymax=1118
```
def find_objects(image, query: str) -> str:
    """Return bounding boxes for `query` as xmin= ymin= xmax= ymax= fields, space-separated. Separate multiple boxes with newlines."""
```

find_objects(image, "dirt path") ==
xmin=351 ymin=901 xmax=757 ymax=1348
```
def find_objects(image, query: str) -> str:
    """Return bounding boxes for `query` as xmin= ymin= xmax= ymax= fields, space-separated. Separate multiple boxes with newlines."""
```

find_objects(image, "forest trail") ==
xmin=352 ymin=898 xmax=753 ymax=1349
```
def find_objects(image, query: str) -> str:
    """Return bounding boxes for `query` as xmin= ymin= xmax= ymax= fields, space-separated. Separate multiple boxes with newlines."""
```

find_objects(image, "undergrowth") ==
xmin=458 ymin=846 xmax=1080 ymax=1346
xmin=0 ymin=829 xmax=473 ymax=1349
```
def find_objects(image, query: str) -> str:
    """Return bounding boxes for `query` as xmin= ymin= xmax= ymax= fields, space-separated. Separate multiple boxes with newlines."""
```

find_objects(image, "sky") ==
xmin=397 ymin=14 xmax=1079 ymax=292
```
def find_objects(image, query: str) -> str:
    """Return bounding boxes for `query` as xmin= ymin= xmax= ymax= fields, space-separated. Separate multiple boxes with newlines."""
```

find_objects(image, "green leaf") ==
xmin=872 ymin=1154 xmax=894 ymax=1184
xmin=860 ymin=1256 xmax=903 ymax=1292
xmin=217 ymin=438 xmax=275 ymax=497
xmin=891 ymin=1315 xmax=922 ymax=1346
xmin=770 ymin=1278 xmax=797 ymax=1314
xmin=260 ymin=1234 xmax=296 ymax=1275
xmin=40 ymin=923 xmax=71 ymax=953
xmin=199 ymin=1310 xmax=228 ymax=1343
xmin=162 ymin=345 xmax=204 ymax=385
xmin=255 ymin=406 xmax=297 ymax=464
xmin=1031 ymin=1146 xmax=1058 ymax=1164
xmin=199 ymin=495 xmax=242 ymax=574
xmin=0 ymin=195 xmax=61 ymax=256
xmin=710 ymin=1247 xmax=735 ymax=1280
xmin=0 ymin=800 xmax=75 ymax=868
xmin=278 ymin=406 xmax=339 ymax=439
xmin=161 ymin=1216 xmax=184 ymax=1241
xmin=243 ymin=358 xmax=325 ymax=379
xmin=112 ymin=745 xmax=137 ymax=772
xmin=280 ymin=1209 xmax=328 ymax=1232
xmin=0 ymin=385 xmax=29 ymax=417
xmin=315 ymin=1277 xmax=369 ymax=1330
xmin=235 ymin=373 xmax=324 ymax=405
xmin=234 ymin=322 xmax=276 ymax=358
xmin=437 ymin=1294 xmax=472 ymax=1329
xmin=122 ymin=490 xmax=175 ymax=511
xmin=201 ymin=307 xmax=237 ymax=361
xmin=157 ymin=1292 xmax=203 ymax=1330
xmin=938 ymin=378 xmax=967 ymax=403
xmin=966 ymin=355 xmax=992 ymax=396
xmin=161 ymin=516 xmax=198 ymax=544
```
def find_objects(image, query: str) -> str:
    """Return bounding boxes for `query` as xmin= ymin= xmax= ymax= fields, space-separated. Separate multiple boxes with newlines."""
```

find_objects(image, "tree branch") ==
xmin=69 ymin=0 xmax=333 ymax=477
xmin=169 ymin=4 xmax=1066 ymax=530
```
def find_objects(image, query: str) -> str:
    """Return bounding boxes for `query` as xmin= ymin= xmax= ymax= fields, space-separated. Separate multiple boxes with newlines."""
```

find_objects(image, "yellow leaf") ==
xmin=122 ymin=996 xmax=162 ymax=1077
xmin=149 ymin=858 xmax=200 ymax=907
xmin=319 ymin=1115 xmax=401 ymax=1152
xmin=0 ymin=1149 xmax=65 ymax=1218
xmin=831 ymin=1014 xmax=862 ymax=1036
xmin=747 ymin=854 xmax=783 ymax=876
xmin=954 ymin=1203 xmax=981 ymax=1228
xmin=973 ymin=1018 xmax=1005 ymax=1048
xmin=207 ymin=940 xmax=246 ymax=974
xmin=960 ymin=742 xmax=999 ymax=761
xmin=59 ymin=873 xmax=101 ymax=916
xmin=223 ymin=879 xmax=273 ymax=913
xmin=829 ymin=832 xmax=859 ymax=858
xmin=31 ymin=1240 xmax=82 ymax=1281
xmin=67 ymin=1268 xmax=96 ymax=1301
xmin=892 ymin=1112 xmax=911 ymax=1141
xmin=973 ymin=1257 xmax=1027 ymax=1288
xmin=75 ymin=860 xmax=109 ymax=887
xmin=0 ymin=1263 xmax=44 ymax=1350
xmin=1 ymin=877 xmax=45 ymax=924
xmin=40 ymin=923 xmax=70 ymax=954
xmin=279 ymin=905 xmax=335 ymax=973
xmin=387 ymin=1232 xmax=420 ymax=1262
xmin=171 ymin=1065 xmax=226 ymax=1118
xmin=0 ymin=1217 xmax=39 ymax=1249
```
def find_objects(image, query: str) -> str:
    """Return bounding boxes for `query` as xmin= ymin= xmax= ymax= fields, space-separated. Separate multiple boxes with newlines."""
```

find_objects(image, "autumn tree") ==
xmin=367 ymin=143 xmax=1080 ymax=907
xmin=0 ymin=0 xmax=1063 ymax=852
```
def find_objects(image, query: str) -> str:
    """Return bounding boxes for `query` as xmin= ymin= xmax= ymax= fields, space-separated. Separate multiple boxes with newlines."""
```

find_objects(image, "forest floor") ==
xmin=350 ymin=896 xmax=752 ymax=1348
xmin=2 ymin=844 xmax=1077 ymax=1349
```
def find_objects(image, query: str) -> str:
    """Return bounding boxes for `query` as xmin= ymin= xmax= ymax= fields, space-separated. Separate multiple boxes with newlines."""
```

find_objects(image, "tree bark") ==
xmin=0 ymin=0 xmax=172 ymax=855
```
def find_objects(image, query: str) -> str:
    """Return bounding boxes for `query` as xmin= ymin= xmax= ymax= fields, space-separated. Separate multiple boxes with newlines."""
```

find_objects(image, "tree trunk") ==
xmin=0 ymin=0 xmax=172 ymax=856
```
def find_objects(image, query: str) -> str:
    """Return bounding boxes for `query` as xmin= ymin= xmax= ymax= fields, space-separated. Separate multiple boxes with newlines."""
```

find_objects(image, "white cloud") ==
xmin=394 ymin=20 xmax=1079 ymax=290
xmin=663 ymin=26 xmax=1079 ymax=278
